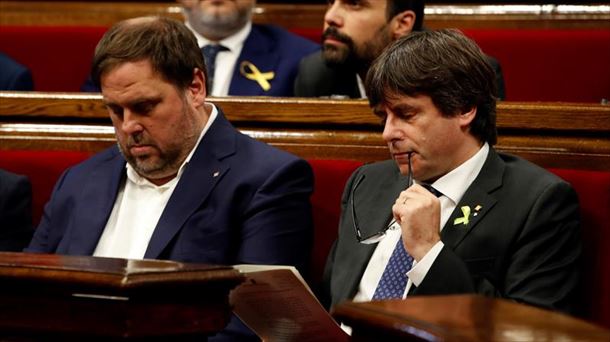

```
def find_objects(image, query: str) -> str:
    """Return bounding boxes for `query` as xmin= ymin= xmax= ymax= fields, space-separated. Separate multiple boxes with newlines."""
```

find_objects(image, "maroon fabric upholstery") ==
xmin=307 ymin=159 xmax=363 ymax=287
xmin=1 ymin=150 xmax=608 ymax=328
xmin=0 ymin=150 xmax=92 ymax=226
xmin=0 ymin=26 xmax=107 ymax=91
xmin=549 ymin=168 xmax=610 ymax=328
xmin=463 ymin=29 xmax=610 ymax=103
xmin=2 ymin=25 xmax=608 ymax=100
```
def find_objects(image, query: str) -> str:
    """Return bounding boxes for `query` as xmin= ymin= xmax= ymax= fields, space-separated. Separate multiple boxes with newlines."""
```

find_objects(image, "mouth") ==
xmin=129 ymin=145 xmax=154 ymax=156
xmin=323 ymin=36 xmax=345 ymax=46
xmin=393 ymin=150 xmax=413 ymax=161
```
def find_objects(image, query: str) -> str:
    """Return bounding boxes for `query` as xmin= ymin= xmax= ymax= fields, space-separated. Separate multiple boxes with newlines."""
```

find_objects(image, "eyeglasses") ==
xmin=352 ymin=153 xmax=413 ymax=244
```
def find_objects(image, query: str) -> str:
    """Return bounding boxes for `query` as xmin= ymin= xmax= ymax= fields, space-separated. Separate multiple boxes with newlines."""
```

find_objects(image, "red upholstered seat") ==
xmin=549 ymin=168 xmax=610 ymax=328
xmin=0 ymin=150 xmax=92 ymax=226
xmin=462 ymin=29 xmax=610 ymax=103
xmin=0 ymin=26 xmax=107 ymax=92
xmin=307 ymin=159 xmax=363 ymax=287
xmin=2 ymin=25 xmax=608 ymax=101
xmin=1 ymin=150 xmax=608 ymax=328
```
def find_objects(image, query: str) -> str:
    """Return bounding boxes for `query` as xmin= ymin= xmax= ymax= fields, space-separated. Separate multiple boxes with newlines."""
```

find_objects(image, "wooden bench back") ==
xmin=1 ymin=92 xmax=609 ymax=171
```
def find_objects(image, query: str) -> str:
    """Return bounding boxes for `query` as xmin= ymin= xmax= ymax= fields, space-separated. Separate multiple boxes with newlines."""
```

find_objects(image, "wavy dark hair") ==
xmin=91 ymin=16 xmax=206 ymax=91
xmin=366 ymin=29 xmax=498 ymax=145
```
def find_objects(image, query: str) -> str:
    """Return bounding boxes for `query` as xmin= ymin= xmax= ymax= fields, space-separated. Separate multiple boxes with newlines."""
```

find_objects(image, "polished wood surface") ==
xmin=1 ymin=2 xmax=609 ymax=29
xmin=1 ymin=92 xmax=609 ymax=171
xmin=0 ymin=252 xmax=244 ymax=339
xmin=332 ymin=295 xmax=610 ymax=342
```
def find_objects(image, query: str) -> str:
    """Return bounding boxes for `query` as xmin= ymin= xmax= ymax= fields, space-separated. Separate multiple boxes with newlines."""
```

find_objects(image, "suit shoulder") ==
xmin=357 ymin=160 xmax=399 ymax=178
xmin=252 ymin=24 xmax=319 ymax=53
xmin=499 ymin=152 xmax=571 ymax=189
xmin=63 ymin=146 xmax=122 ymax=174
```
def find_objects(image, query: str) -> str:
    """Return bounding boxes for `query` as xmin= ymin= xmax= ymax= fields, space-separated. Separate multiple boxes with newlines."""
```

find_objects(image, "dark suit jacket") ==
xmin=323 ymin=148 xmax=580 ymax=315
xmin=294 ymin=51 xmax=507 ymax=100
xmin=0 ymin=52 xmax=34 ymax=91
xmin=227 ymin=24 xmax=319 ymax=96
xmin=80 ymin=24 xmax=319 ymax=96
xmin=0 ymin=169 xmax=33 ymax=251
xmin=26 ymin=109 xmax=314 ymax=341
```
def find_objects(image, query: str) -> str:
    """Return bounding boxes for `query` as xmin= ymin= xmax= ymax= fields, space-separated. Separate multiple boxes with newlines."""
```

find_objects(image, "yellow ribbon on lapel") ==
xmin=239 ymin=61 xmax=274 ymax=91
xmin=453 ymin=206 xmax=471 ymax=226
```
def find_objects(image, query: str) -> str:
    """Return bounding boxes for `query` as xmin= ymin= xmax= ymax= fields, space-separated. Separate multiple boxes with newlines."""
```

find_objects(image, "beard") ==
xmin=321 ymin=26 xmax=393 ymax=72
xmin=117 ymin=105 xmax=199 ymax=182
xmin=190 ymin=4 xmax=253 ymax=39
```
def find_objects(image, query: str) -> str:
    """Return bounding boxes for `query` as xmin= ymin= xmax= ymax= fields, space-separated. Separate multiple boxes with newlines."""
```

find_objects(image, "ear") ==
xmin=187 ymin=68 xmax=207 ymax=107
xmin=458 ymin=106 xmax=477 ymax=129
xmin=178 ymin=0 xmax=197 ymax=11
xmin=391 ymin=10 xmax=416 ymax=39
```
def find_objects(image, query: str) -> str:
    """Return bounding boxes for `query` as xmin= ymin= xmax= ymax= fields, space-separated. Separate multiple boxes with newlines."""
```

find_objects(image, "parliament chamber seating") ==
xmin=1 ymin=2 xmax=609 ymax=101
xmin=1 ymin=93 xmax=609 ymax=329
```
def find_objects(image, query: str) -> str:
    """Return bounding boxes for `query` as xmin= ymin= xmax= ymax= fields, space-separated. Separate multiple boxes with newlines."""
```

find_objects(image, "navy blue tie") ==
xmin=201 ymin=44 xmax=227 ymax=91
xmin=372 ymin=185 xmax=443 ymax=300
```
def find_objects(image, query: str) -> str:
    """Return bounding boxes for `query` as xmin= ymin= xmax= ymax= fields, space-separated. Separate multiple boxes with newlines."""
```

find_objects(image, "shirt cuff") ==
xmin=406 ymin=241 xmax=445 ymax=287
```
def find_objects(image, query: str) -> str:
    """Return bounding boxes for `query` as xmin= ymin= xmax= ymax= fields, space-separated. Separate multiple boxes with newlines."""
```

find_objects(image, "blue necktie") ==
xmin=372 ymin=185 xmax=442 ymax=300
xmin=201 ymin=44 xmax=227 ymax=91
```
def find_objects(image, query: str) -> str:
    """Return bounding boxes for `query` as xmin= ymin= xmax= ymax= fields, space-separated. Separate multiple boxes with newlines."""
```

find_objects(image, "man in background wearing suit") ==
xmin=180 ymin=0 xmax=319 ymax=96
xmin=294 ymin=0 xmax=505 ymax=100
xmin=323 ymin=30 xmax=579 ymax=321
xmin=0 ymin=52 xmax=34 ymax=91
xmin=27 ymin=16 xmax=313 ymax=341
xmin=0 ymin=169 xmax=33 ymax=251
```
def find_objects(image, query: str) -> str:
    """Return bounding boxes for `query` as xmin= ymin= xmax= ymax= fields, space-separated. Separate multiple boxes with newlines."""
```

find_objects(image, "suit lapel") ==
xmin=144 ymin=109 xmax=236 ymax=259
xmin=68 ymin=148 xmax=125 ymax=255
xmin=229 ymin=27 xmax=279 ymax=95
xmin=441 ymin=148 xmax=504 ymax=249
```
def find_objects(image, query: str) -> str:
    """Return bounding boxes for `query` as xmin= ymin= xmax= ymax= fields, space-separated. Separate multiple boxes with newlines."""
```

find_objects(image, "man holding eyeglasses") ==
xmin=323 ymin=29 xmax=581 ymax=318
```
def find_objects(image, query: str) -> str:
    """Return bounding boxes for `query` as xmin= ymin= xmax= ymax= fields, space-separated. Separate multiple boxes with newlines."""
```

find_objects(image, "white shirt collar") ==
xmin=427 ymin=142 xmax=490 ymax=205
xmin=126 ymin=104 xmax=219 ymax=187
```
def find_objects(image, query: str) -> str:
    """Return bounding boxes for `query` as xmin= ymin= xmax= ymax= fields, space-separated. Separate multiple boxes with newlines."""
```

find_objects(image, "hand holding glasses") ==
xmin=352 ymin=153 xmax=413 ymax=244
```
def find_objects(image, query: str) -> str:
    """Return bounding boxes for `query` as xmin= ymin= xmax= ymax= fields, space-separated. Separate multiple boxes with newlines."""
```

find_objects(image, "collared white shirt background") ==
xmin=353 ymin=143 xmax=490 ymax=302
xmin=186 ymin=21 xmax=251 ymax=97
xmin=93 ymin=105 xmax=219 ymax=259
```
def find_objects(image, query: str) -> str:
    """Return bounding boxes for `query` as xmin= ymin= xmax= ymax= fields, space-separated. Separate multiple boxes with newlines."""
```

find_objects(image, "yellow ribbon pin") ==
xmin=240 ymin=61 xmax=274 ymax=91
xmin=453 ymin=206 xmax=471 ymax=226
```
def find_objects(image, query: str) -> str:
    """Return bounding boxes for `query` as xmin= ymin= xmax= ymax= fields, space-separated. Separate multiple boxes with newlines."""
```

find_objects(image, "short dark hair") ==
xmin=91 ymin=16 xmax=206 ymax=91
xmin=366 ymin=29 xmax=498 ymax=145
xmin=387 ymin=0 xmax=424 ymax=31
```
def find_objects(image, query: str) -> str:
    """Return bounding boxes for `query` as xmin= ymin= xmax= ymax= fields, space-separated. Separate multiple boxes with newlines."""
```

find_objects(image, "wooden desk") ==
xmin=333 ymin=295 xmax=610 ymax=342
xmin=0 ymin=252 xmax=244 ymax=340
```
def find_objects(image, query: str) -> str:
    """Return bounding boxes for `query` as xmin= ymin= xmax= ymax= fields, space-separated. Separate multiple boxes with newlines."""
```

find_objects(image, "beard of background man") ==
xmin=321 ymin=24 xmax=394 ymax=75
xmin=187 ymin=0 xmax=255 ymax=40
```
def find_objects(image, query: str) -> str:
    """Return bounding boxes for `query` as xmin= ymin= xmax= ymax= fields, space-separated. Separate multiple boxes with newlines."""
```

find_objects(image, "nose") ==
xmin=381 ymin=113 xmax=401 ymax=144
xmin=120 ymin=110 xmax=144 ymax=136
xmin=324 ymin=1 xmax=343 ymax=28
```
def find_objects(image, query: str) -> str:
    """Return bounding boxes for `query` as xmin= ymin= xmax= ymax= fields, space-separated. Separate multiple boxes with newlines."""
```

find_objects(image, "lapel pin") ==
xmin=473 ymin=204 xmax=482 ymax=217
xmin=453 ymin=205 xmax=471 ymax=226
xmin=240 ymin=61 xmax=274 ymax=91
xmin=213 ymin=171 xmax=220 ymax=178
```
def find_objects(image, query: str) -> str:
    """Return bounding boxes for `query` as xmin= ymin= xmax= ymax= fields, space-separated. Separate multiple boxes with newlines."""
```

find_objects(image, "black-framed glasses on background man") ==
xmin=352 ymin=153 xmax=413 ymax=244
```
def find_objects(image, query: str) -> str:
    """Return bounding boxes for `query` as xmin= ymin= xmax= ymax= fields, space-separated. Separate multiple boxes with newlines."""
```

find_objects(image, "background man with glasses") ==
xmin=322 ymin=29 xmax=581 ymax=319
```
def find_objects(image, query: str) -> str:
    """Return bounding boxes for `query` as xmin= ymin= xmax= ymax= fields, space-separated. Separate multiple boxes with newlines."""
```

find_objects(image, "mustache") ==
xmin=126 ymin=133 xmax=153 ymax=148
xmin=322 ymin=27 xmax=353 ymax=46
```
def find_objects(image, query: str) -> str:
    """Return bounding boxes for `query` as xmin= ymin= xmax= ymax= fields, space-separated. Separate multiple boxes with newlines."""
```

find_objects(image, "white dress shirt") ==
xmin=186 ymin=21 xmax=251 ymax=97
xmin=93 ymin=105 xmax=219 ymax=259
xmin=353 ymin=143 xmax=490 ymax=302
